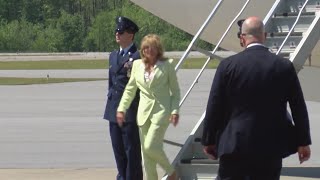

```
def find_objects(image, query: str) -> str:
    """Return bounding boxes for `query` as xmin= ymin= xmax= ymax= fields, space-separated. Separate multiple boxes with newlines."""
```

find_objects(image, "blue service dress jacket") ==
xmin=104 ymin=44 xmax=140 ymax=123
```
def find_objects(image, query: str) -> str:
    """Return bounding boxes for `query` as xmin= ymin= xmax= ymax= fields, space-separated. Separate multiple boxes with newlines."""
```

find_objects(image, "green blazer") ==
xmin=117 ymin=59 xmax=180 ymax=126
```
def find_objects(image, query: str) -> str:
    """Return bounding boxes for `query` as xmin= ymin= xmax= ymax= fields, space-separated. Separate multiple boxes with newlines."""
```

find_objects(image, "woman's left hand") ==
xmin=170 ymin=114 xmax=179 ymax=127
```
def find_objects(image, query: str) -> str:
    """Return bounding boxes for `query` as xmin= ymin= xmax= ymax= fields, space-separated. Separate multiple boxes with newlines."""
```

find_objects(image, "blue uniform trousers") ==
xmin=109 ymin=121 xmax=142 ymax=180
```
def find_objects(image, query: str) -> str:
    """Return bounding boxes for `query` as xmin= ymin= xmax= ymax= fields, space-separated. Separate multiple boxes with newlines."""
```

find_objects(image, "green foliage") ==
xmin=42 ymin=0 xmax=65 ymax=19
xmin=0 ymin=18 xmax=5 ymax=50
xmin=0 ymin=0 xmax=24 ymax=22
xmin=0 ymin=77 xmax=107 ymax=85
xmin=0 ymin=0 xmax=214 ymax=52
xmin=0 ymin=59 xmax=219 ymax=70
xmin=0 ymin=18 xmax=40 ymax=52
xmin=21 ymin=0 xmax=45 ymax=23
xmin=84 ymin=2 xmax=199 ymax=52
xmin=84 ymin=10 xmax=118 ymax=52
xmin=56 ymin=11 xmax=86 ymax=51
xmin=0 ymin=60 xmax=108 ymax=70
xmin=31 ymin=25 xmax=64 ymax=52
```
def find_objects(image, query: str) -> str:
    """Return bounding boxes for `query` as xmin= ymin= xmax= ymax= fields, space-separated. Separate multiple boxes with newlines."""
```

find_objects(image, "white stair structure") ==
xmin=130 ymin=0 xmax=320 ymax=179
xmin=265 ymin=0 xmax=320 ymax=71
xmin=131 ymin=0 xmax=320 ymax=61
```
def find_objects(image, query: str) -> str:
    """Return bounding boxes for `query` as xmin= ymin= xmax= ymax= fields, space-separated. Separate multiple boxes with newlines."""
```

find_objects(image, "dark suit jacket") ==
xmin=201 ymin=45 xmax=311 ymax=158
xmin=103 ymin=44 xmax=140 ymax=123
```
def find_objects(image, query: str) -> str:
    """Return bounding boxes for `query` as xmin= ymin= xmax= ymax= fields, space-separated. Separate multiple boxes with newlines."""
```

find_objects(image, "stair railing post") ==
xmin=179 ymin=0 xmax=251 ymax=107
xmin=175 ymin=0 xmax=224 ymax=72
xmin=276 ymin=0 xmax=310 ymax=55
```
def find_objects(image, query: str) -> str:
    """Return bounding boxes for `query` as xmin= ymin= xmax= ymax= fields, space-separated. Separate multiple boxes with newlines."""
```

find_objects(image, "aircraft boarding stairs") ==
xmin=160 ymin=0 xmax=320 ymax=179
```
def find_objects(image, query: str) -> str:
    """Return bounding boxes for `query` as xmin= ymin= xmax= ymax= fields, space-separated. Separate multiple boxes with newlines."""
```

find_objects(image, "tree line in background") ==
xmin=0 ymin=0 xmax=213 ymax=52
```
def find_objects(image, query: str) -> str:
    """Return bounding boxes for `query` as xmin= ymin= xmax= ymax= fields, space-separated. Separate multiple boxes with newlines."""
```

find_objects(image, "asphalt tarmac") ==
xmin=0 ymin=68 xmax=319 ymax=179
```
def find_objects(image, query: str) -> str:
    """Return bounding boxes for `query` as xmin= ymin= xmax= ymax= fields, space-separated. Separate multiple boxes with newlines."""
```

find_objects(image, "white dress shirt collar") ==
xmin=120 ymin=43 xmax=134 ymax=55
xmin=246 ymin=43 xmax=266 ymax=48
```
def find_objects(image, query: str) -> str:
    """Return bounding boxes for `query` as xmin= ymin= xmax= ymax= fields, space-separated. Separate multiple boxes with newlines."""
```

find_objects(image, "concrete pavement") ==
xmin=0 ymin=68 xmax=319 ymax=179
xmin=0 ymin=168 xmax=319 ymax=180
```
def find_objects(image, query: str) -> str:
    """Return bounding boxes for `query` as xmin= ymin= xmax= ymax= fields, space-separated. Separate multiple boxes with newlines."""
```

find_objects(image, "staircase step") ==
xmin=181 ymin=157 xmax=219 ymax=164
xmin=278 ymin=53 xmax=291 ymax=59
xmin=283 ymin=0 xmax=320 ymax=12
xmin=265 ymin=36 xmax=302 ymax=51
xmin=276 ymin=52 xmax=291 ymax=58
xmin=177 ymin=163 xmax=219 ymax=180
xmin=270 ymin=16 xmax=313 ymax=33
xmin=274 ymin=12 xmax=315 ymax=17
xmin=268 ymin=32 xmax=303 ymax=37
xmin=305 ymin=4 xmax=320 ymax=12
xmin=275 ymin=48 xmax=295 ymax=53
xmin=304 ymin=0 xmax=320 ymax=12
xmin=192 ymin=174 xmax=217 ymax=180
xmin=269 ymin=47 xmax=294 ymax=53
xmin=267 ymin=48 xmax=292 ymax=59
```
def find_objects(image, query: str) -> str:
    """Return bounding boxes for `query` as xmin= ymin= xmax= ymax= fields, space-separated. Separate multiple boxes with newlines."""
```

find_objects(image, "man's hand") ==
xmin=170 ymin=114 xmax=179 ymax=127
xmin=298 ymin=145 xmax=311 ymax=164
xmin=203 ymin=145 xmax=217 ymax=160
xmin=116 ymin=111 xmax=125 ymax=127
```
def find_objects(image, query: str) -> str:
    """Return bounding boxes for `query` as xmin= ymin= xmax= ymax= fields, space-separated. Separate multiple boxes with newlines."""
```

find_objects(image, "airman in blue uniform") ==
xmin=103 ymin=16 xmax=142 ymax=180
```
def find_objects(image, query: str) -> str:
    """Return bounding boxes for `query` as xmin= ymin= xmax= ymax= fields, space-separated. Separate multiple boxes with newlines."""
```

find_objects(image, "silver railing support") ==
xmin=174 ymin=0 xmax=224 ymax=72
xmin=276 ymin=0 xmax=309 ymax=55
xmin=179 ymin=0 xmax=251 ymax=107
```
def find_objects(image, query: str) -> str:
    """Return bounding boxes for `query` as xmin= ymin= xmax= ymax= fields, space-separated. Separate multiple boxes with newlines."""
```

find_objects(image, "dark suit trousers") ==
xmin=109 ymin=122 xmax=142 ymax=180
xmin=217 ymin=154 xmax=282 ymax=180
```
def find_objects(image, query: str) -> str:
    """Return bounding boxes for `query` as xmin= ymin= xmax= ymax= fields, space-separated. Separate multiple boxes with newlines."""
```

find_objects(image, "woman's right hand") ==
xmin=170 ymin=114 xmax=179 ymax=127
xmin=116 ymin=112 xmax=125 ymax=127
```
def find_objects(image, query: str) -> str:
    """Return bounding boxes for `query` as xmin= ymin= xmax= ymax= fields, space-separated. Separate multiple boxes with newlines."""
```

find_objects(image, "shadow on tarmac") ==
xmin=281 ymin=167 xmax=320 ymax=178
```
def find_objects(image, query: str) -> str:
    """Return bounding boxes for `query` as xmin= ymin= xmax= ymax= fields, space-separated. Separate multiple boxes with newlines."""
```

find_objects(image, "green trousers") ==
xmin=139 ymin=120 xmax=174 ymax=180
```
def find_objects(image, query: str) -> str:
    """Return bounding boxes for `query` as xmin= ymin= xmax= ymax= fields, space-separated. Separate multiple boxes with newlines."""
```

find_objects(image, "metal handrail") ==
xmin=179 ymin=0 xmax=251 ymax=107
xmin=163 ymin=0 xmax=225 ymax=151
xmin=174 ymin=0 xmax=224 ymax=72
xmin=263 ymin=0 xmax=281 ymax=25
xmin=276 ymin=0 xmax=310 ymax=55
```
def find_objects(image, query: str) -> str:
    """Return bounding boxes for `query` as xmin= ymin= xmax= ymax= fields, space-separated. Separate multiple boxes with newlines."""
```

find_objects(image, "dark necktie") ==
xmin=119 ymin=50 xmax=124 ymax=56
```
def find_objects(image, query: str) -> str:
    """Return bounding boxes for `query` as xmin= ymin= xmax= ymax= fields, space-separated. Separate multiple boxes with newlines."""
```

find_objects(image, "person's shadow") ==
xmin=281 ymin=167 xmax=320 ymax=178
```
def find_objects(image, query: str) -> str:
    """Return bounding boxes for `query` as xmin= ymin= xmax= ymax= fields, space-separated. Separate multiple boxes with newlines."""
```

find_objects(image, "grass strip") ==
xmin=0 ymin=60 xmax=107 ymax=70
xmin=0 ymin=58 xmax=219 ymax=70
xmin=0 ymin=77 xmax=107 ymax=85
xmin=171 ymin=58 xmax=219 ymax=69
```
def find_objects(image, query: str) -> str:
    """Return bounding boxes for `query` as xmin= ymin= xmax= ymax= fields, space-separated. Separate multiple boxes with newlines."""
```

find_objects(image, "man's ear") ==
xmin=240 ymin=41 xmax=244 ymax=47
xmin=130 ymin=33 xmax=135 ymax=41
xmin=240 ymin=36 xmax=245 ymax=47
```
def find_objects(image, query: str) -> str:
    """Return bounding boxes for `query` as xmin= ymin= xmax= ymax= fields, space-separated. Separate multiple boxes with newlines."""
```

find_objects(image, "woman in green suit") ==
xmin=117 ymin=34 xmax=180 ymax=180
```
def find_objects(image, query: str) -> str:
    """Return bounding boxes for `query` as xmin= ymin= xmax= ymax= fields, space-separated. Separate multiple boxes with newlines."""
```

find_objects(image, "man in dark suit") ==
xmin=103 ymin=16 xmax=142 ymax=180
xmin=201 ymin=16 xmax=311 ymax=180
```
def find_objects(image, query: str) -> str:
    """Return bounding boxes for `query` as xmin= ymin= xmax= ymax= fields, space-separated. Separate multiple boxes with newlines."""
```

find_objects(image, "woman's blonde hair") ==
xmin=140 ymin=34 xmax=165 ymax=61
